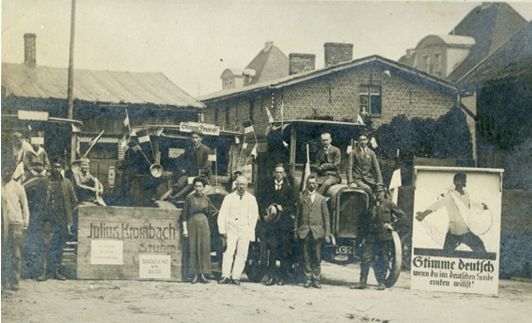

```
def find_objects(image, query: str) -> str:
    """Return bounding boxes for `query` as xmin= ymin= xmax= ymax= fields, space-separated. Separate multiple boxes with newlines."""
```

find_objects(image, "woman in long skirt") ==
xmin=182 ymin=177 xmax=214 ymax=283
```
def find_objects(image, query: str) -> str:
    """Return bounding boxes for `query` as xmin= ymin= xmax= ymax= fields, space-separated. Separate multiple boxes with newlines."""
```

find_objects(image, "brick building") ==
xmin=199 ymin=45 xmax=462 ymax=154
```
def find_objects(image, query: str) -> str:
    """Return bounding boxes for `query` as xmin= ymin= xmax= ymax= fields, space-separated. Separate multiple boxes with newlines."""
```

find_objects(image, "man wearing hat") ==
xmin=259 ymin=164 xmax=296 ymax=286
xmin=352 ymin=184 xmax=405 ymax=290
xmin=37 ymin=158 xmax=78 ymax=281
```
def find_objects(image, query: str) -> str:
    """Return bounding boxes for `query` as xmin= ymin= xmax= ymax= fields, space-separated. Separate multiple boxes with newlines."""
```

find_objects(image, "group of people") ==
xmin=179 ymin=131 xmax=406 ymax=291
xmin=2 ymin=131 xmax=104 ymax=291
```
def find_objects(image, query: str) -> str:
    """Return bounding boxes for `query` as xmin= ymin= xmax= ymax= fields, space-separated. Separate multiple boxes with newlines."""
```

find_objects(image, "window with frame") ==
xmin=225 ymin=106 xmax=231 ymax=127
xmin=433 ymin=53 xmax=441 ymax=76
xmin=359 ymin=85 xmax=382 ymax=116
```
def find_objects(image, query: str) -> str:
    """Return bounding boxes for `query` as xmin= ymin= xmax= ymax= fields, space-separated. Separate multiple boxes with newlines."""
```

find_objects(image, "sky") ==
xmin=2 ymin=0 xmax=532 ymax=97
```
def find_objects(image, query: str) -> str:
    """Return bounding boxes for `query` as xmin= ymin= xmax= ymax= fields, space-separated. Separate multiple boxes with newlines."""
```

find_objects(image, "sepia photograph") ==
xmin=1 ymin=0 xmax=532 ymax=322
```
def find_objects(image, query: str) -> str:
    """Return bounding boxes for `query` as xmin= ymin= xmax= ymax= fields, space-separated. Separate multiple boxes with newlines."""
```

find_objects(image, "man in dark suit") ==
xmin=163 ymin=131 xmax=212 ymax=200
xmin=36 ymin=158 xmax=78 ymax=281
xmin=260 ymin=164 xmax=296 ymax=286
xmin=348 ymin=132 xmax=383 ymax=198
xmin=352 ymin=184 xmax=405 ymax=290
xmin=314 ymin=132 xmax=341 ymax=195
xmin=294 ymin=175 xmax=331 ymax=288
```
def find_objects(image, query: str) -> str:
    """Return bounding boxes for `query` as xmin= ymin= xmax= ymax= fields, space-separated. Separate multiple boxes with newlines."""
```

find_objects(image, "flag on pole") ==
xmin=208 ymin=153 xmax=217 ymax=162
xmin=235 ymin=136 xmax=240 ymax=144
xmin=389 ymin=149 xmax=401 ymax=204
xmin=265 ymin=106 xmax=274 ymax=123
xmin=123 ymin=109 xmax=130 ymax=128
xmin=356 ymin=114 xmax=365 ymax=125
xmin=137 ymin=130 xmax=150 ymax=144
xmin=369 ymin=136 xmax=378 ymax=149
xmin=346 ymin=145 xmax=353 ymax=154
xmin=302 ymin=143 xmax=311 ymax=192
xmin=243 ymin=121 xmax=254 ymax=134
xmin=250 ymin=144 xmax=258 ymax=159
xmin=242 ymin=142 xmax=248 ymax=149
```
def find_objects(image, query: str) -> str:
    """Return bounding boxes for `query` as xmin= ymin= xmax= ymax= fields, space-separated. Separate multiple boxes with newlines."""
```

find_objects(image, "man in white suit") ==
xmin=217 ymin=175 xmax=259 ymax=285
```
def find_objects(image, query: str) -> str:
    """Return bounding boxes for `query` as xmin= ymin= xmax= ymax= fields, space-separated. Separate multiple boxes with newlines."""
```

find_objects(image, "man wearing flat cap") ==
xmin=352 ymin=184 xmax=405 ymax=290
xmin=259 ymin=164 xmax=296 ymax=286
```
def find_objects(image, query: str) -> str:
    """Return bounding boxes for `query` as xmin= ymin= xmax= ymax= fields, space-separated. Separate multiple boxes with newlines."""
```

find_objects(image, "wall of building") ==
xmin=446 ymin=47 xmax=471 ymax=76
xmin=205 ymin=64 xmax=456 ymax=137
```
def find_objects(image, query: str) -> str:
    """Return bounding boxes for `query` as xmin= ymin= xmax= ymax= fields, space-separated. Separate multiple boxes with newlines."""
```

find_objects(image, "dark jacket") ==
xmin=180 ymin=142 xmax=212 ymax=177
xmin=366 ymin=199 xmax=405 ymax=241
xmin=348 ymin=146 xmax=383 ymax=185
xmin=315 ymin=145 xmax=341 ymax=178
xmin=46 ymin=176 xmax=78 ymax=225
xmin=260 ymin=179 xmax=296 ymax=216
xmin=295 ymin=190 xmax=330 ymax=239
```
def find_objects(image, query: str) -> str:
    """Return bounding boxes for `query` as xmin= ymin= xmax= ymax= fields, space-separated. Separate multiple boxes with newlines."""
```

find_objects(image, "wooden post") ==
xmin=67 ymin=0 xmax=77 ymax=164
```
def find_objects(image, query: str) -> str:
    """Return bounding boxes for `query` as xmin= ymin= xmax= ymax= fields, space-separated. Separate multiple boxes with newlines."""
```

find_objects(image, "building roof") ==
xmin=447 ymin=2 xmax=528 ymax=81
xmin=460 ymin=22 xmax=532 ymax=86
xmin=221 ymin=68 xmax=256 ymax=79
xmin=199 ymin=55 xmax=458 ymax=102
xmin=244 ymin=42 xmax=289 ymax=85
xmin=417 ymin=35 xmax=476 ymax=47
xmin=1 ymin=62 xmax=204 ymax=108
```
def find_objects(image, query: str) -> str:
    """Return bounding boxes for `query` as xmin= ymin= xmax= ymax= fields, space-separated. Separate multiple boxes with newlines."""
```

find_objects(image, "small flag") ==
xmin=282 ymin=141 xmax=289 ymax=148
xmin=250 ymin=144 xmax=258 ymax=159
xmin=187 ymin=176 xmax=194 ymax=185
xmin=137 ymin=130 xmax=150 ymax=144
xmin=123 ymin=109 xmax=130 ymax=128
xmin=389 ymin=168 xmax=402 ymax=204
xmin=369 ymin=136 xmax=378 ymax=149
xmin=208 ymin=154 xmax=217 ymax=162
xmin=235 ymin=136 xmax=240 ymax=144
xmin=242 ymin=142 xmax=248 ymax=149
xmin=347 ymin=145 xmax=352 ymax=154
xmin=265 ymin=106 xmax=274 ymax=123
xmin=302 ymin=143 xmax=311 ymax=192
xmin=153 ymin=128 xmax=164 ymax=137
xmin=243 ymin=121 xmax=254 ymax=134
xmin=357 ymin=114 xmax=364 ymax=125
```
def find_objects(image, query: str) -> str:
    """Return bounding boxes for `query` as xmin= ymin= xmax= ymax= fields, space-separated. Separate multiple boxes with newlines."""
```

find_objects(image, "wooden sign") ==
xmin=77 ymin=206 xmax=183 ymax=281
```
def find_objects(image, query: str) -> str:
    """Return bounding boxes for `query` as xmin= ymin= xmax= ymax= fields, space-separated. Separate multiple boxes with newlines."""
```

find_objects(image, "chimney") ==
xmin=324 ymin=42 xmax=353 ymax=67
xmin=289 ymin=53 xmax=316 ymax=75
xmin=24 ymin=33 xmax=37 ymax=66
xmin=263 ymin=41 xmax=274 ymax=52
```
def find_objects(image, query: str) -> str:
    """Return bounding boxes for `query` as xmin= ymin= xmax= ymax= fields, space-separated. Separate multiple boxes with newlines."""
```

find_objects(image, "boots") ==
xmin=351 ymin=265 xmax=369 ymax=289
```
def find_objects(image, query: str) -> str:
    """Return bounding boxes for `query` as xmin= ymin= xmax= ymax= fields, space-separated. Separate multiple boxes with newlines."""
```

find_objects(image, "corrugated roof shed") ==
xmin=1 ymin=62 xmax=204 ymax=108
xmin=447 ymin=2 xmax=528 ymax=82
xmin=460 ymin=22 xmax=532 ymax=85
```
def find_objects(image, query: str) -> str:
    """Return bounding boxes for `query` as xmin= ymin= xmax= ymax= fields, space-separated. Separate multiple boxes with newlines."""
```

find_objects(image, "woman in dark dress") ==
xmin=182 ymin=177 xmax=214 ymax=283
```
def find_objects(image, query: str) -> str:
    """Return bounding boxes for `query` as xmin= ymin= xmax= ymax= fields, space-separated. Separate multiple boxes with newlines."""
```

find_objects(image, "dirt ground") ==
xmin=2 ymin=262 xmax=531 ymax=323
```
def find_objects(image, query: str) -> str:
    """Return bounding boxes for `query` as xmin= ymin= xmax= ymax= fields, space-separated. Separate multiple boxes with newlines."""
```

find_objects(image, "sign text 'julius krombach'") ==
xmin=87 ymin=222 xmax=178 ymax=240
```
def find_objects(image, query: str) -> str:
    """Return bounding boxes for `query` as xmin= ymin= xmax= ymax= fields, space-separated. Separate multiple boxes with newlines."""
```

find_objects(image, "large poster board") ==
xmin=411 ymin=166 xmax=503 ymax=295
xmin=77 ymin=206 xmax=183 ymax=281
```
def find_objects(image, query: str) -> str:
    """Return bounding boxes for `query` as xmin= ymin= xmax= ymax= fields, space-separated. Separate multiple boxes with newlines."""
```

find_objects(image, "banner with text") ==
xmin=77 ymin=206 xmax=183 ymax=281
xmin=411 ymin=166 xmax=503 ymax=295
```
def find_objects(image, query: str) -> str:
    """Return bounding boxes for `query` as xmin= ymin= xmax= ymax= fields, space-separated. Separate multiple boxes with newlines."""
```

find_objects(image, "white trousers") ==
xmin=222 ymin=233 xmax=250 ymax=279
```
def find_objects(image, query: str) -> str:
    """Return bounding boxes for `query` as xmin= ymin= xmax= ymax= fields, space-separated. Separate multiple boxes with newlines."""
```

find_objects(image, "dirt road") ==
xmin=2 ymin=263 xmax=531 ymax=323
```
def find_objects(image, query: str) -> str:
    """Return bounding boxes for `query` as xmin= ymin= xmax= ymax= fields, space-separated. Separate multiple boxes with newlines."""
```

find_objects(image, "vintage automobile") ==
xmin=114 ymin=122 xmax=246 ymax=276
xmin=245 ymin=119 xmax=403 ymax=287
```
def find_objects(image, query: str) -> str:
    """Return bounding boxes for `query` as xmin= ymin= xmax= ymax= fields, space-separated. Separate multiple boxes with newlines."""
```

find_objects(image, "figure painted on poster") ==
xmin=415 ymin=172 xmax=490 ymax=254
